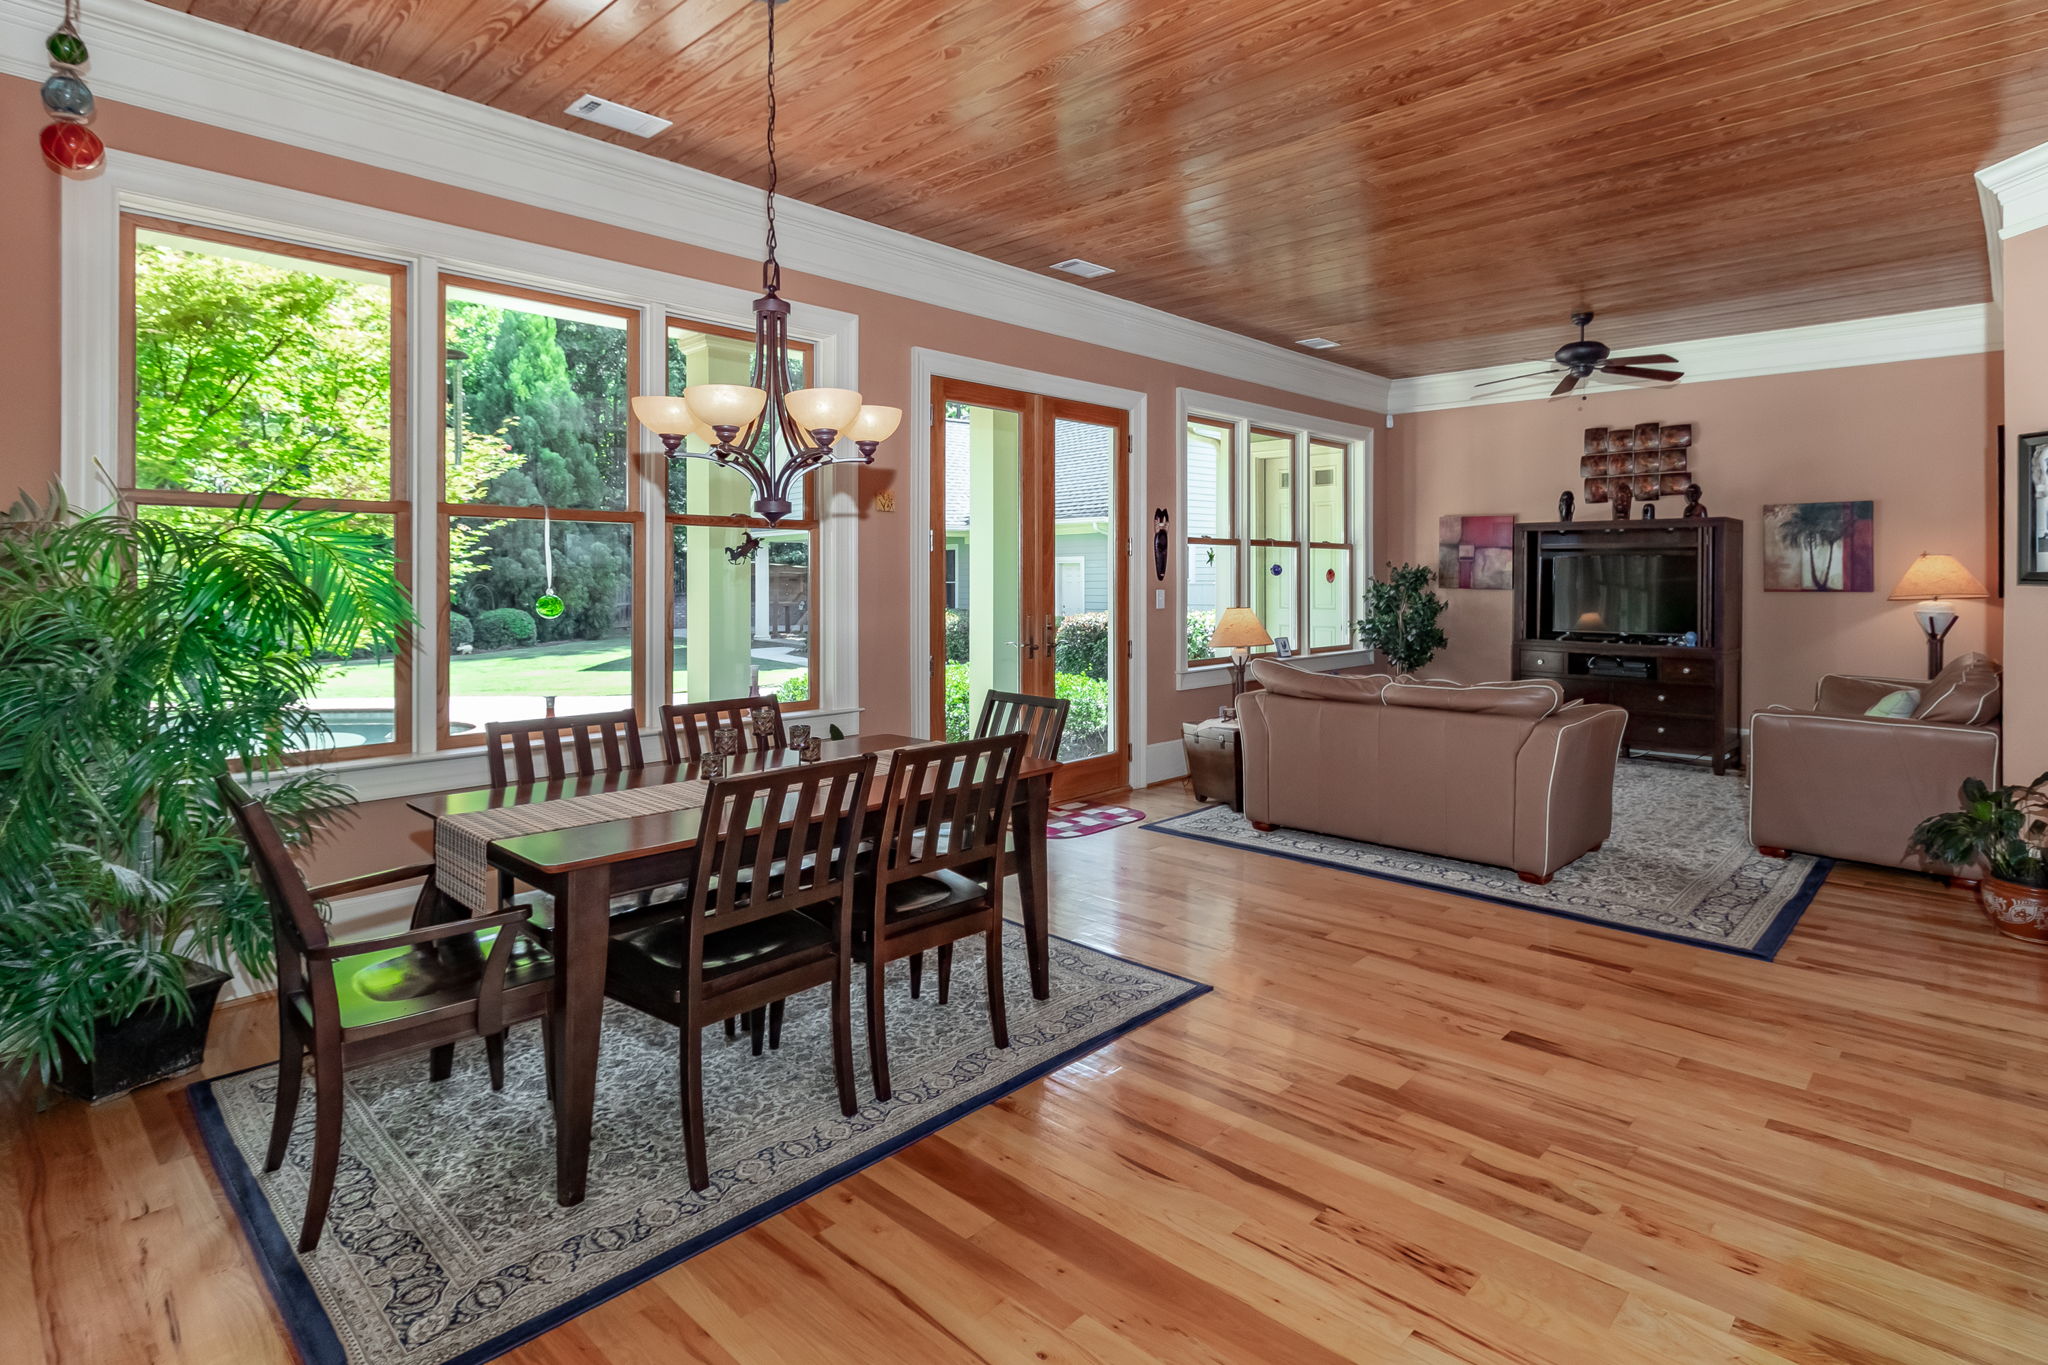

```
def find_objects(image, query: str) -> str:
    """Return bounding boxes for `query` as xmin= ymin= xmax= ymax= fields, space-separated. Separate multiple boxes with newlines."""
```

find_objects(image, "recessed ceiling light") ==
xmin=1295 ymin=337 xmax=1340 ymax=350
xmin=565 ymin=93 xmax=672 ymax=139
xmin=1050 ymin=258 xmax=1116 ymax=279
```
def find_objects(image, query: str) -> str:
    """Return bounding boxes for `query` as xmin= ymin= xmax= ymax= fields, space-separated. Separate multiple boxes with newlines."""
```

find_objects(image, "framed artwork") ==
xmin=1762 ymin=500 xmax=1875 ymax=591
xmin=1272 ymin=636 xmax=1294 ymax=658
xmin=1634 ymin=422 xmax=1663 ymax=449
xmin=1583 ymin=427 xmax=1606 ymax=455
xmin=1609 ymin=451 xmax=1637 ymax=476
xmin=1632 ymin=474 xmax=1660 ymax=499
xmin=1607 ymin=427 xmax=1636 ymax=452
xmin=1661 ymin=423 xmax=1693 ymax=448
xmin=1584 ymin=478 xmax=1612 ymax=504
xmin=1658 ymin=471 xmax=1691 ymax=496
xmin=1658 ymin=448 xmax=1688 ymax=472
xmin=1438 ymin=513 xmax=1516 ymax=590
xmin=1580 ymin=453 xmax=1609 ymax=478
xmin=2021 ymin=430 xmax=2048 ymax=584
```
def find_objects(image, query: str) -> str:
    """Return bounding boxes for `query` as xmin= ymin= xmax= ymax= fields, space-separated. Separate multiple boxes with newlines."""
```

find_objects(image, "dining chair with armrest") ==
xmin=861 ymin=733 xmax=1026 ymax=1100
xmin=601 ymin=753 xmax=876 ymax=1190
xmin=219 ymin=776 xmax=554 ymax=1253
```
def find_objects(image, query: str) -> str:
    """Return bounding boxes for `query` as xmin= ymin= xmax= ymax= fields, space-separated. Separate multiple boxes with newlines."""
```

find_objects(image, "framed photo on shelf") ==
xmin=2021 ymin=430 xmax=2048 ymax=584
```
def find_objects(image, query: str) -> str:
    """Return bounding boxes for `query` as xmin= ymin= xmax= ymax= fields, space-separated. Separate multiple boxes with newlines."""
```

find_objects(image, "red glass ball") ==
xmin=40 ymin=121 xmax=104 ymax=173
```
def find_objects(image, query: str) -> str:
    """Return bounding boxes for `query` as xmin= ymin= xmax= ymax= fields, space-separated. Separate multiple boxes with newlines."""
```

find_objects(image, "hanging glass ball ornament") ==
xmin=534 ymin=593 xmax=565 ymax=619
xmin=40 ymin=121 xmax=104 ymax=173
xmin=41 ymin=73 xmax=94 ymax=121
xmin=46 ymin=27 xmax=88 ymax=66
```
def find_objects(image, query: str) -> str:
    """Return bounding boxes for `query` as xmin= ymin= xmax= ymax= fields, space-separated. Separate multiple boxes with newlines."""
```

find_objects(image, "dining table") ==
xmin=406 ymin=731 xmax=1058 ymax=1206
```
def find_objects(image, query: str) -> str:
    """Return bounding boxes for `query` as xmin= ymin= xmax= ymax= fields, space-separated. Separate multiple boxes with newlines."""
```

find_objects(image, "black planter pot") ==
xmin=49 ymin=959 xmax=233 ymax=1103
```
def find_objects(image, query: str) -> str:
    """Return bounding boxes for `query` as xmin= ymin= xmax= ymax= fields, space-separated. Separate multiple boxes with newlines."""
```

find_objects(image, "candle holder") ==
xmin=710 ymin=727 xmax=741 ymax=757
xmin=799 ymin=737 xmax=823 ymax=763
xmin=787 ymin=723 xmax=812 ymax=748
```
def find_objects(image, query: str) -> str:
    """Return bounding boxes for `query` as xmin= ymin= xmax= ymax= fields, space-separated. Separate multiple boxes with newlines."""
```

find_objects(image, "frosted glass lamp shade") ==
xmin=1210 ymin=607 xmax=1273 ymax=650
xmin=1887 ymin=554 xmax=1988 ymax=602
xmin=632 ymin=394 xmax=696 ymax=436
xmin=682 ymin=384 xmax=767 ymax=429
xmin=782 ymin=387 xmax=864 ymax=434
xmin=846 ymin=405 xmax=902 ymax=443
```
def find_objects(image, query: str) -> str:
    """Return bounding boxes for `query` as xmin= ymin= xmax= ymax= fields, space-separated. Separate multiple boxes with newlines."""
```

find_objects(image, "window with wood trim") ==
xmin=122 ymin=216 xmax=411 ymax=756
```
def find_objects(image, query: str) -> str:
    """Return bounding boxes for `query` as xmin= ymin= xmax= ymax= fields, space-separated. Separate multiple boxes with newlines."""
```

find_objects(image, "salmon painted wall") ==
xmin=1378 ymin=352 xmax=2005 ymax=716
xmin=2002 ymin=228 xmax=2048 ymax=780
xmin=0 ymin=77 xmax=1386 ymax=751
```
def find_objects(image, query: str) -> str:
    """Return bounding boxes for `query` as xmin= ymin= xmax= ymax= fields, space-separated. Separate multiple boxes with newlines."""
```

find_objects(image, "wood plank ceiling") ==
xmin=149 ymin=0 xmax=2048 ymax=377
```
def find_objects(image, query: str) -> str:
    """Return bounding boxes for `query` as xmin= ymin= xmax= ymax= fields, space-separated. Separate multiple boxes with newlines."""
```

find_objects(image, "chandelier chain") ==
xmin=761 ymin=0 xmax=781 ymax=295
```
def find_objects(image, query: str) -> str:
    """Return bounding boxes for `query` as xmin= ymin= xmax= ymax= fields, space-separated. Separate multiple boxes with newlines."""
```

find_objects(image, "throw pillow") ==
xmin=1864 ymin=688 xmax=1920 ymax=718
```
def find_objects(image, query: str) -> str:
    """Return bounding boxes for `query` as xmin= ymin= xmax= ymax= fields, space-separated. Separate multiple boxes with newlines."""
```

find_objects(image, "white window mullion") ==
xmin=408 ymin=257 xmax=442 ymax=754
xmin=636 ymin=304 xmax=668 ymax=731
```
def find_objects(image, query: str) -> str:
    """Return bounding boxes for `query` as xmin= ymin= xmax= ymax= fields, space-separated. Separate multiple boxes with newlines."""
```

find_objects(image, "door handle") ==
xmin=1043 ymin=616 xmax=1058 ymax=652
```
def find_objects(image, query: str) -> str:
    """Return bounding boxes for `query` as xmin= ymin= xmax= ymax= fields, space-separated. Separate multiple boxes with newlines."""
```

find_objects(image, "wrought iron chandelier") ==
xmin=631 ymin=0 xmax=898 ymax=525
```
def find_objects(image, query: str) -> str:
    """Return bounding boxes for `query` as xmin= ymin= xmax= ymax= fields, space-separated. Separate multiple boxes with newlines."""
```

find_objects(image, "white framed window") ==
xmin=67 ymin=155 xmax=863 ymax=779
xmin=1175 ymin=390 xmax=1373 ymax=686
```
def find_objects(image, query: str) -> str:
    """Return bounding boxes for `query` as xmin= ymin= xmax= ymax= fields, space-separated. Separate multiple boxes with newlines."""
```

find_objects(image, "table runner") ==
xmin=431 ymin=755 xmax=897 ymax=913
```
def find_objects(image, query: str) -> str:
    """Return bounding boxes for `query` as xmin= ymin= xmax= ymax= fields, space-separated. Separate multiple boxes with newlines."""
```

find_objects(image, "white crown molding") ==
xmin=1387 ymin=304 xmax=2000 ymax=414
xmin=0 ymin=0 xmax=1387 ymax=413
xmin=1978 ymin=139 xmax=2048 ymax=243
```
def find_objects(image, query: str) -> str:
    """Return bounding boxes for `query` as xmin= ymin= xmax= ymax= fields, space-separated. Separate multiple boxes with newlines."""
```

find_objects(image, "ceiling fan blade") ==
xmin=1599 ymin=365 xmax=1683 ymax=382
xmin=1601 ymin=354 xmax=1677 ymax=366
xmin=1550 ymin=372 xmax=1581 ymax=397
xmin=1473 ymin=370 xmax=1557 ymax=388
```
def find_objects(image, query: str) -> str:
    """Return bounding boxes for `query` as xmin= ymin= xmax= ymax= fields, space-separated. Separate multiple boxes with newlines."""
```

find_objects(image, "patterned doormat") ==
xmin=1046 ymin=800 xmax=1147 ymax=838
xmin=188 ymin=926 xmax=1206 ymax=1365
xmin=1148 ymin=762 xmax=1829 ymax=959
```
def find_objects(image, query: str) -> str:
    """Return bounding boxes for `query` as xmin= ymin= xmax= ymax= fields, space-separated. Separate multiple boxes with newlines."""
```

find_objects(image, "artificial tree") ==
xmin=1356 ymin=562 xmax=1449 ymax=674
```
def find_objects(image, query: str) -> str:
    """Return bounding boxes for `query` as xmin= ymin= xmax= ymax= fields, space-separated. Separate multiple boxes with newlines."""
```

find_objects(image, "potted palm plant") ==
xmin=0 ymin=486 xmax=413 ymax=1099
xmin=1908 ymin=774 xmax=2048 ymax=944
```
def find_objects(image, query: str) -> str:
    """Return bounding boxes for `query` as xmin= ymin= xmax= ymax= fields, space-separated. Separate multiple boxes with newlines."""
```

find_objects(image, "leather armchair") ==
xmin=1749 ymin=668 xmax=2002 ymax=872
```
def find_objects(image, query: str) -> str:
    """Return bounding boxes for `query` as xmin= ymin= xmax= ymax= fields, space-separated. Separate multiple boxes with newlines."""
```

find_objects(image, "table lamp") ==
xmin=1210 ymin=606 xmax=1273 ymax=716
xmin=1888 ymin=553 xmax=1988 ymax=678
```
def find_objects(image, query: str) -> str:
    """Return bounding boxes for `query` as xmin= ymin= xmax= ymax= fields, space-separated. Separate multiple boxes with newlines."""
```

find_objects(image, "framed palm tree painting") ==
xmin=1763 ymin=501 xmax=1875 ymax=591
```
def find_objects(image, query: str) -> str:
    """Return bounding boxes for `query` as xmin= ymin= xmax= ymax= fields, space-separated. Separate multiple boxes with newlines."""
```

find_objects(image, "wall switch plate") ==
xmin=1155 ymin=588 xmax=1166 ymax=608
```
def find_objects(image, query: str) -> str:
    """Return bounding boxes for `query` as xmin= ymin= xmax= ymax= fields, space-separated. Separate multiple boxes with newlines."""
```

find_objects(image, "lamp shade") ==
xmin=782 ymin=387 xmax=864 ymax=435
xmin=846 ymin=404 xmax=903 ymax=443
xmin=681 ymin=384 xmax=768 ymax=429
xmin=1888 ymin=554 xmax=1988 ymax=602
xmin=1210 ymin=606 xmax=1273 ymax=650
xmin=632 ymin=394 xmax=695 ymax=436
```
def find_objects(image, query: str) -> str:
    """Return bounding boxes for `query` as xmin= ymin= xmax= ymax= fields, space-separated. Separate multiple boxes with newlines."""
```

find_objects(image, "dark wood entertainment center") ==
xmin=1511 ymin=517 xmax=1743 ymax=773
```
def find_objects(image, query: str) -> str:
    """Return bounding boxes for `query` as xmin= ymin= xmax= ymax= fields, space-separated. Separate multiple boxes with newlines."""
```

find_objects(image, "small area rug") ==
xmin=1147 ymin=761 xmax=1827 ymax=959
xmin=189 ymin=926 xmax=1206 ymax=1365
xmin=1047 ymin=800 xmax=1147 ymax=838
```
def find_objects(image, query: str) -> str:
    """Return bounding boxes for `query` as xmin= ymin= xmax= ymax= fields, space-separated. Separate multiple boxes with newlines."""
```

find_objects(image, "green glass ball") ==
xmin=46 ymin=31 xmax=88 ymax=65
xmin=534 ymin=593 xmax=565 ymax=619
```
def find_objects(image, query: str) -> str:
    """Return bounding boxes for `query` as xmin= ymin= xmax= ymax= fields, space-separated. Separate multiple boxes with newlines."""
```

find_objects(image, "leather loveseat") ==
xmin=1749 ymin=653 xmax=2002 ymax=872
xmin=1236 ymin=661 xmax=1628 ymax=883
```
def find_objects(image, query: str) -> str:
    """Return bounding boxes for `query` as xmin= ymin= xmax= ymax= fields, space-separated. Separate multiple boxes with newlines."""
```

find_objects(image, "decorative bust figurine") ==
xmin=1558 ymin=490 xmax=1576 ymax=522
xmin=1612 ymin=480 xmax=1633 ymax=519
xmin=1682 ymin=483 xmax=1708 ymax=519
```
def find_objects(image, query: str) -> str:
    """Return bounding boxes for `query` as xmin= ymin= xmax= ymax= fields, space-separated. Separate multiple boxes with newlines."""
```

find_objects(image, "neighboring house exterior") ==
xmin=944 ymin=417 xmax=1114 ymax=618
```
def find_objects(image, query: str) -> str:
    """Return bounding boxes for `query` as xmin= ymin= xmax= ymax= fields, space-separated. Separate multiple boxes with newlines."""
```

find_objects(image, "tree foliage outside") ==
xmin=1357 ymin=562 xmax=1449 ymax=674
xmin=0 ymin=488 xmax=415 ymax=1078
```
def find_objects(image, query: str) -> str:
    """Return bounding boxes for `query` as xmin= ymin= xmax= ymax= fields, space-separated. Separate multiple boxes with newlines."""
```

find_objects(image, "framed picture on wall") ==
xmin=2021 ymin=430 xmax=2048 ymax=584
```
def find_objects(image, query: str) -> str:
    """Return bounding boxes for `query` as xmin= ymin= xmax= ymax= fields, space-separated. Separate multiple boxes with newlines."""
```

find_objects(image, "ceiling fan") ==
xmin=1477 ymin=312 xmax=1683 ymax=397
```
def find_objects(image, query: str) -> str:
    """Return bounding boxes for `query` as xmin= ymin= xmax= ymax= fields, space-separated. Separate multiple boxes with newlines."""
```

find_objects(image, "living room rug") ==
xmin=188 ymin=926 xmax=1206 ymax=1365
xmin=1147 ymin=761 xmax=1828 ymax=959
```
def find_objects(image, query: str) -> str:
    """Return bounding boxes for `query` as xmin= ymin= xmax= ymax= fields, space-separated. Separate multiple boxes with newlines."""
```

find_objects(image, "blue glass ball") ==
xmin=40 ymin=73 xmax=94 ymax=121
xmin=534 ymin=593 xmax=565 ymax=619
xmin=1268 ymin=562 xmax=1283 ymax=576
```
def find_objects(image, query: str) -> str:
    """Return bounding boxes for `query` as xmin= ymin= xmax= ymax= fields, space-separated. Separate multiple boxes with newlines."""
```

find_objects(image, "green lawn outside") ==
xmin=310 ymin=636 xmax=806 ymax=703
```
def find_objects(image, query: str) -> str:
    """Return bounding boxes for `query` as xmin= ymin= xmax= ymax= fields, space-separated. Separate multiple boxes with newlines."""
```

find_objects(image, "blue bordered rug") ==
xmin=189 ymin=926 xmax=1206 ymax=1365
xmin=1149 ymin=761 xmax=1828 ymax=960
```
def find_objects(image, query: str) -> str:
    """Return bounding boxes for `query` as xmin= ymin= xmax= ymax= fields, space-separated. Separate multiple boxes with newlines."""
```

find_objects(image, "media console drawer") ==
xmin=1624 ymin=714 xmax=1718 ymax=753
xmin=1519 ymin=647 xmax=1569 ymax=676
xmin=1658 ymin=655 xmax=1713 ymax=684
xmin=1606 ymin=679 xmax=1714 ymax=717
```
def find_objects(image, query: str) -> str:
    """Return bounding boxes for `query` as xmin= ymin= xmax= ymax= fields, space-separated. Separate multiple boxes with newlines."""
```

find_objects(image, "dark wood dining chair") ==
xmin=861 ymin=733 xmax=1026 ymax=1100
xmin=601 ymin=754 xmax=876 ymax=1189
xmin=659 ymin=695 xmax=787 ymax=763
xmin=218 ymin=776 xmax=554 ymax=1253
xmin=975 ymin=690 xmax=1069 ymax=762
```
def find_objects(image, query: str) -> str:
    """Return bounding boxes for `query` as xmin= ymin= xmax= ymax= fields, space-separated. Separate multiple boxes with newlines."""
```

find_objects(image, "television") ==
xmin=1539 ymin=549 xmax=1698 ymax=640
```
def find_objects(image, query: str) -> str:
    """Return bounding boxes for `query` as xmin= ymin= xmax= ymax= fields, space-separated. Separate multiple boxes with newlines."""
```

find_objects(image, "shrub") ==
xmin=776 ymin=672 xmax=810 ymax=704
xmin=1054 ymin=612 xmax=1111 ymax=680
xmin=447 ymin=611 xmax=474 ymax=650
xmin=1053 ymin=672 xmax=1110 ymax=760
xmin=1185 ymin=610 xmax=1215 ymax=663
xmin=943 ymin=662 xmax=972 ymax=740
xmin=474 ymin=606 xmax=537 ymax=650
xmin=944 ymin=609 xmax=969 ymax=664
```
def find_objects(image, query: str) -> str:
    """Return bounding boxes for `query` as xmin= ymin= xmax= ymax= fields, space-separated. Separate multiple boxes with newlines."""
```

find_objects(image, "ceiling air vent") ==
xmin=1295 ymin=337 xmax=1340 ymax=350
xmin=1050 ymin=258 xmax=1116 ymax=280
xmin=565 ymin=94 xmax=672 ymax=139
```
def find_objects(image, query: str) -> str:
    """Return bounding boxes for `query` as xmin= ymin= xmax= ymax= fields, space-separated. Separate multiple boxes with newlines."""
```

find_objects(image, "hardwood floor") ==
xmin=6 ymin=784 xmax=2048 ymax=1363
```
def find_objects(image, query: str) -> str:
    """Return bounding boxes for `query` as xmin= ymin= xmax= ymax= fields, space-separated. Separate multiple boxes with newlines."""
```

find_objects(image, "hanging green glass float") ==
xmin=46 ymin=26 xmax=87 ymax=66
xmin=534 ymin=593 xmax=565 ymax=619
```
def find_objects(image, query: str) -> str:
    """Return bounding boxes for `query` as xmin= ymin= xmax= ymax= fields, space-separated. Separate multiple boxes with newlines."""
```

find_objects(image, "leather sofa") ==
xmin=1749 ymin=654 xmax=2002 ymax=873
xmin=1236 ymin=661 xmax=1628 ymax=883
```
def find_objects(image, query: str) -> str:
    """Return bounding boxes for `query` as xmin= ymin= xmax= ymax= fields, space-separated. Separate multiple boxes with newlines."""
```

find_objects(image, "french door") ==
xmin=929 ymin=377 xmax=1131 ymax=798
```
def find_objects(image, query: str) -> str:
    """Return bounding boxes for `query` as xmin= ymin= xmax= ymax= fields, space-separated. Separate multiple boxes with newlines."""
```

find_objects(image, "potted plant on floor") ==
xmin=0 ymin=486 xmax=413 ymax=1099
xmin=1356 ymin=562 xmax=1449 ymax=675
xmin=1908 ymin=774 xmax=2048 ymax=944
